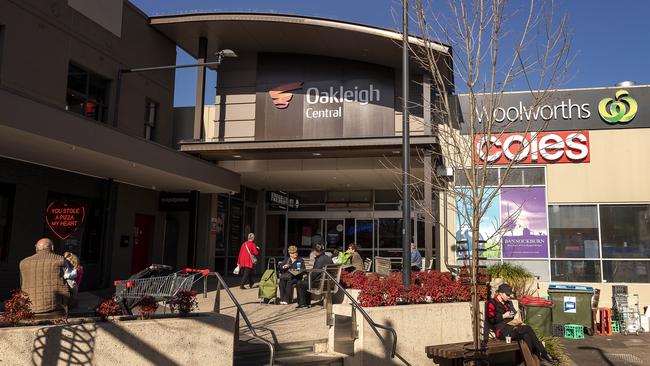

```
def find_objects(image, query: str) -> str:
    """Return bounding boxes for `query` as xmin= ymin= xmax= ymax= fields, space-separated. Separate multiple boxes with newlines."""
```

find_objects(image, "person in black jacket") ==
xmin=296 ymin=244 xmax=333 ymax=308
xmin=485 ymin=284 xmax=558 ymax=364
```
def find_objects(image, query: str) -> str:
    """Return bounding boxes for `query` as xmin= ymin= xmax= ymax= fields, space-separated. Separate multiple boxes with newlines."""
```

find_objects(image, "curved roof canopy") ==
xmin=150 ymin=13 xmax=449 ymax=69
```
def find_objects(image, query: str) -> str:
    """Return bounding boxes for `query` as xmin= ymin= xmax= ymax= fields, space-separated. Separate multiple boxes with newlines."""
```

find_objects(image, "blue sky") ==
xmin=130 ymin=0 xmax=650 ymax=106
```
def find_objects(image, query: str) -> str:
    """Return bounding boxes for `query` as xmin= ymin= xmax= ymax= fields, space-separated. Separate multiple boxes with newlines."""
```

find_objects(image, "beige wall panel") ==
xmin=223 ymin=120 xmax=255 ymax=139
xmin=395 ymin=113 xmax=425 ymax=134
xmin=547 ymin=129 xmax=650 ymax=203
xmin=216 ymin=92 xmax=256 ymax=105
xmin=215 ymin=103 xmax=256 ymax=121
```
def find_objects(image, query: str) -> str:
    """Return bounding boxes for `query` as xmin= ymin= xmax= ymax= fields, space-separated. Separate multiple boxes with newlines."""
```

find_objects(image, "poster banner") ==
xmin=455 ymin=187 xmax=501 ymax=258
xmin=500 ymin=187 xmax=549 ymax=258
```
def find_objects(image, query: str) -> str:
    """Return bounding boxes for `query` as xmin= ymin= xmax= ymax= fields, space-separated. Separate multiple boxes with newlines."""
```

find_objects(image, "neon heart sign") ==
xmin=45 ymin=201 xmax=85 ymax=240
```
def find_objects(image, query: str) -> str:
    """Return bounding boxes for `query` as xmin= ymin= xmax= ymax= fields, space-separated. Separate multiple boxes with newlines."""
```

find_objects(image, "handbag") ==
xmin=245 ymin=243 xmax=258 ymax=265
xmin=233 ymin=264 xmax=240 ymax=275
xmin=279 ymin=271 xmax=293 ymax=280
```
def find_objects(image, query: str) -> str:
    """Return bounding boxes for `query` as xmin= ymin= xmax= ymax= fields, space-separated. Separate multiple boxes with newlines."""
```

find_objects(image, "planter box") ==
xmin=0 ymin=312 xmax=236 ymax=365
xmin=330 ymin=301 xmax=518 ymax=366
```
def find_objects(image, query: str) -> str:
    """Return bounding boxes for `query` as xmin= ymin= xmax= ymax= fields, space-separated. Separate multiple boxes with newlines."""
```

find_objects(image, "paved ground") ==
xmin=194 ymin=276 xmax=330 ymax=346
xmin=561 ymin=333 xmax=650 ymax=366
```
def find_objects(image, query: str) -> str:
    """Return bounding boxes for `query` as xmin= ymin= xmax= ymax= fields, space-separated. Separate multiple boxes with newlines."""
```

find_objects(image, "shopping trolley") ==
xmin=614 ymin=293 xmax=644 ymax=336
xmin=114 ymin=264 xmax=209 ymax=314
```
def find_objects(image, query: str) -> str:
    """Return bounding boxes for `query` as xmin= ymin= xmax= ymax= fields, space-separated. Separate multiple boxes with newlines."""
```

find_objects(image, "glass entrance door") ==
xmin=324 ymin=219 xmax=345 ymax=252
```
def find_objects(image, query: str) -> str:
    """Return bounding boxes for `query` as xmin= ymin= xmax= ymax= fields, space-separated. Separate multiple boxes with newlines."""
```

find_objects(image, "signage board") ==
xmin=564 ymin=296 xmax=577 ymax=313
xmin=456 ymin=86 xmax=650 ymax=133
xmin=475 ymin=130 xmax=590 ymax=165
xmin=268 ymin=191 xmax=300 ymax=210
xmin=255 ymin=53 xmax=395 ymax=140
xmin=158 ymin=192 xmax=191 ymax=211
xmin=45 ymin=201 xmax=86 ymax=240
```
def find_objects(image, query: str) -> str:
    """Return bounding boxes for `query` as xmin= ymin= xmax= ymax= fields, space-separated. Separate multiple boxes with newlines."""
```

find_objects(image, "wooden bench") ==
xmin=426 ymin=339 xmax=540 ymax=366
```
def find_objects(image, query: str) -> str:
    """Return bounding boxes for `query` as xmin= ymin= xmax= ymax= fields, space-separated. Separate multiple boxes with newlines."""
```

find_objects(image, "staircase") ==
xmin=234 ymin=338 xmax=347 ymax=366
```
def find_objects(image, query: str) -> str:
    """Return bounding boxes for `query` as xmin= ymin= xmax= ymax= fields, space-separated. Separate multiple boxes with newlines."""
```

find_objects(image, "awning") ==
xmin=0 ymin=88 xmax=239 ymax=193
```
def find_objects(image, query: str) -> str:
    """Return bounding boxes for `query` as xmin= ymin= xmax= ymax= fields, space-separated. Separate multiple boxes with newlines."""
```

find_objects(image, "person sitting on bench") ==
xmin=296 ymin=244 xmax=333 ymax=308
xmin=486 ymin=283 xmax=558 ymax=364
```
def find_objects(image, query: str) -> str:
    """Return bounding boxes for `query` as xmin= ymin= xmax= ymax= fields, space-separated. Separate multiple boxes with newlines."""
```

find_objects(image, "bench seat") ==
xmin=426 ymin=339 xmax=519 ymax=359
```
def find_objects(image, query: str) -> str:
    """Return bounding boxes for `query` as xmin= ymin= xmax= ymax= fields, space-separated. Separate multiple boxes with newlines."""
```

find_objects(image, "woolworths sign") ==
xmin=456 ymin=86 xmax=650 ymax=133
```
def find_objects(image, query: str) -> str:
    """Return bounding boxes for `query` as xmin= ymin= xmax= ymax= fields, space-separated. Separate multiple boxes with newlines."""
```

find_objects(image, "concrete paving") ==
xmin=561 ymin=333 xmax=650 ymax=366
xmin=195 ymin=276 xmax=330 ymax=346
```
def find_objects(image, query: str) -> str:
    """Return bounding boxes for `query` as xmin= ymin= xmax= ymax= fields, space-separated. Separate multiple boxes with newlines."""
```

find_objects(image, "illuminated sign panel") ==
xmin=45 ymin=201 xmax=86 ymax=240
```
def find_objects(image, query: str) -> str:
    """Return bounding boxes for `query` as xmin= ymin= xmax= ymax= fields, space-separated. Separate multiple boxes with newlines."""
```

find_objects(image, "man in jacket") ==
xmin=485 ymin=283 xmax=557 ymax=364
xmin=297 ymin=244 xmax=333 ymax=308
xmin=19 ymin=238 xmax=70 ymax=314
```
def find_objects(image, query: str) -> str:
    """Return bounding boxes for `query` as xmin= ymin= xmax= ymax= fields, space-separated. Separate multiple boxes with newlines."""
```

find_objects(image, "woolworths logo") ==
xmin=598 ymin=90 xmax=637 ymax=124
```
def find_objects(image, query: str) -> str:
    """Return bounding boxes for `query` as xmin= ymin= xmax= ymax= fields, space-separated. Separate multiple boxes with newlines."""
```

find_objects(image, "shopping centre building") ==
xmin=1 ymin=0 xmax=648 ymax=307
xmin=455 ymin=85 xmax=650 ymax=305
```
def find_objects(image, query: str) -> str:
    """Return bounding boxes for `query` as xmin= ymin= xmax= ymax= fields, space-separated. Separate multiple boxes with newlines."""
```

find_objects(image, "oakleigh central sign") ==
xmin=456 ymin=86 xmax=650 ymax=133
xmin=255 ymin=53 xmax=395 ymax=140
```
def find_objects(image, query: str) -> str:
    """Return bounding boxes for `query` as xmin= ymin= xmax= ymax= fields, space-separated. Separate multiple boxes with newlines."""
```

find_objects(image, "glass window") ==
xmin=503 ymin=260 xmax=550 ymax=281
xmin=600 ymin=205 xmax=650 ymax=258
xmin=0 ymin=183 xmax=14 ymax=261
xmin=501 ymin=167 xmax=545 ymax=186
xmin=551 ymin=260 xmax=601 ymax=282
xmin=454 ymin=168 xmax=498 ymax=187
xmin=264 ymin=214 xmax=285 ymax=258
xmin=144 ymin=99 xmax=158 ymax=141
xmin=377 ymin=218 xmax=402 ymax=257
xmin=375 ymin=190 xmax=400 ymax=203
xmin=549 ymin=205 xmax=599 ymax=258
xmin=66 ymin=63 xmax=110 ymax=122
xmin=603 ymin=261 xmax=650 ymax=283
xmin=43 ymin=193 xmax=103 ymax=264
xmin=287 ymin=218 xmax=322 ymax=256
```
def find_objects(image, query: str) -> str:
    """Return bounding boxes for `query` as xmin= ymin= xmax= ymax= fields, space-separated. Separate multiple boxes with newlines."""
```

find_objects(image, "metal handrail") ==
xmin=312 ymin=269 xmax=397 ymax=359
xmin=203 ymin=271 xmax=275 ymax=366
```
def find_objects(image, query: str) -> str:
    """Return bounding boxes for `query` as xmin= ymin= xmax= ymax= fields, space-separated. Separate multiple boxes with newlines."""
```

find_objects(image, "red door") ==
xmin=132 ymin=214 xmax=155 ymax=273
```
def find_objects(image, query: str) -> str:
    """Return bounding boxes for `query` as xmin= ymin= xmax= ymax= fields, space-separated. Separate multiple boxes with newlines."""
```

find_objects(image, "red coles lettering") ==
xmin=475 ymin=131 xmax=590 ymax=164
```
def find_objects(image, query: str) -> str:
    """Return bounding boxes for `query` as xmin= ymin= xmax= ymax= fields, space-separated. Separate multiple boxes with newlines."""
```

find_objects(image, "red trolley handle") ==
xmin=182 ymin=268 xmax=210 ymax=276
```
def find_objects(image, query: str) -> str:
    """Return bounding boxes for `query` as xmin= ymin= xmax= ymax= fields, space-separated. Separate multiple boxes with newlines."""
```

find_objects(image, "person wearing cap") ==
xmin=277 ymin=245 xmax=305 ymax=305
xmin=486 ymin=283 xmax=558 ymax=364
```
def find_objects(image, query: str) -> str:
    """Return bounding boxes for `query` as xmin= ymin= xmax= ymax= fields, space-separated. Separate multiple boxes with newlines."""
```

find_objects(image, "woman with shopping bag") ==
xmin=236 ymin=233 xmax=260 ymax=289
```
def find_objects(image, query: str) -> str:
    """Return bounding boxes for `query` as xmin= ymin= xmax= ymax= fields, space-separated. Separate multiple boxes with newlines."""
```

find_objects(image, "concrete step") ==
xmin=234 ymin=338 xmax=332 ymax=366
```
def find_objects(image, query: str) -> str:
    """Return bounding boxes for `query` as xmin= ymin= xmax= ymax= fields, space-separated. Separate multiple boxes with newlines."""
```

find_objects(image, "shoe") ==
xmin=541 ymin=354 xmax=558 ymax=364
xmin=279 ymin=301 xmax=288 ymax=305
xmin=239 ymin=286 xmax=245 ymax=289
xmin=296 ymin=304 xmax=307 ymax=309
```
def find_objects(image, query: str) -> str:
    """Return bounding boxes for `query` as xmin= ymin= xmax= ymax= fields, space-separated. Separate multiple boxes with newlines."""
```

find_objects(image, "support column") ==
xmin=193 ymin=37 xmax=208 ymax=140
xmin=423 ymin=74 xmax=434 ymax=269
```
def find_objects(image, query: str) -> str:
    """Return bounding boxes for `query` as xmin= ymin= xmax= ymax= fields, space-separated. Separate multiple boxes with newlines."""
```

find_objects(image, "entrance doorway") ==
xmin=132 ymin=214 xmax=154 ymax=273
xmin=273 ymin=212 xmax=433 ymax=268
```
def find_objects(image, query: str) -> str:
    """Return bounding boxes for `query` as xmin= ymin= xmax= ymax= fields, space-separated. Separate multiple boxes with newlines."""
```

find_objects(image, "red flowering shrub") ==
xmin=95 ymin=297 xmax=122 ymax=319
xmin=357 ymin=271 xmax=489 ymax=307
xmin=341 ymin=271 xmax=377 ymax=289
xmin=136 ymin=296 xmax=159 ymax=319
xmin=169 ymin=290 xmax=198 ymax=316
xmin=1 ymin=290 xmax=34 ymax=325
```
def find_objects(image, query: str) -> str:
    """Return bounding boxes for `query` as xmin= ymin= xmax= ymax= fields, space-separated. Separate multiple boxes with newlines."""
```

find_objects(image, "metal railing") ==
xmin=312 ymin=269 xmax=397 ymax=359
xmin=203 ymin=272 xmax=275 ymax=366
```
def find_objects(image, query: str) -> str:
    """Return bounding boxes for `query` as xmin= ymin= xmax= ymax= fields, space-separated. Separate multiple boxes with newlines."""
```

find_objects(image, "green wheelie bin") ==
xmin=521 ymin=296 xmax=554 ymax=337
xmin=548 ymin=284 xmax=595 ymax=336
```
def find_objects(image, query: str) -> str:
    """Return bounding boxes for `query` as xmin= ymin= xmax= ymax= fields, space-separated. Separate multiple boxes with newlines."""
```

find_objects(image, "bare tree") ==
xmin=404 ymin=0 xmax=571 ymax=364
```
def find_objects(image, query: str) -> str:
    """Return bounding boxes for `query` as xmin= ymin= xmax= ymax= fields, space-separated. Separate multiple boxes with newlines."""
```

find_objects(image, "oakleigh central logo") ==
xmin=269 ymin=82 xmax=303 ymax=109
xmin=598 ymin=89 xmax=638 ymax=124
